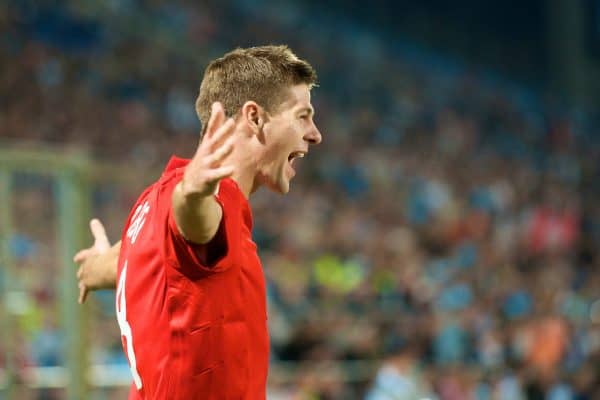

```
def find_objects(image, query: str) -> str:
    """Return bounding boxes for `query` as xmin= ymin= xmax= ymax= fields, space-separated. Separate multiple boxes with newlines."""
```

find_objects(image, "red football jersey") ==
xmin=116 ymin=156 xmax=269 ymax=399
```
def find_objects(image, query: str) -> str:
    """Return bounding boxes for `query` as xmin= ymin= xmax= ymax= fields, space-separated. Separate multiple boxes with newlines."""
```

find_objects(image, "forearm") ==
xmin=172 ymin=181 xmax=222 ymax=244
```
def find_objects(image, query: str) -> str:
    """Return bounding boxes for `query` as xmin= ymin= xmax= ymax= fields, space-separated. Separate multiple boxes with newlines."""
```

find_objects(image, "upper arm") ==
xmin=162 ymin=179 xmax=241 ymax=273
xmin=171 ymin=180 xmax=223 ymax=245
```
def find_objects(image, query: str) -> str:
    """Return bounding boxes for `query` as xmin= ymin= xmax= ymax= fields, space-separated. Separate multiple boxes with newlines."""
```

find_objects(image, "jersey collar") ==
xmin=164 ymin=156 xmax=190 ymax=173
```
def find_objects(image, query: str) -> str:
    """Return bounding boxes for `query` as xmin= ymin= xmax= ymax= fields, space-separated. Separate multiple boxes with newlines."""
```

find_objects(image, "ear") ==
xmin=241 ymin=101 xmax=266 ymax=135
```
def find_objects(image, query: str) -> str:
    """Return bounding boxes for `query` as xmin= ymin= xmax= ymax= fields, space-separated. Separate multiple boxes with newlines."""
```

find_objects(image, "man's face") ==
xmin=257 ymin=84 xmax=322 ymax=194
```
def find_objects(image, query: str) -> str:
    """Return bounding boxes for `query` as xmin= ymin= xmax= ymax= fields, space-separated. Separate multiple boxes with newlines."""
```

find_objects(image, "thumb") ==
xmin=90 ymin=219 xmax=111 ymax=251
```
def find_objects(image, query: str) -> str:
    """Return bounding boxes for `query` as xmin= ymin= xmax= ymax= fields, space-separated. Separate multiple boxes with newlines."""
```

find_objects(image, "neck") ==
xmin=225 ymin=142 xmax=259 ymax=199
xmin=230 ymin=169 xmax=255 ymax=199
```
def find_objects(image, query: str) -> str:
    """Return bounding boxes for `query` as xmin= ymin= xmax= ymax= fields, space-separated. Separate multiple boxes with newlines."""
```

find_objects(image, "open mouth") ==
xmin=288 ymin=151 xmax=306 ymax=164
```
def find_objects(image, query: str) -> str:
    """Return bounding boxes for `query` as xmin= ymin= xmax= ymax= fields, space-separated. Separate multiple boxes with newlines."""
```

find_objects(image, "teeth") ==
xmin=289 ymin=152 xmax=305 ymax=161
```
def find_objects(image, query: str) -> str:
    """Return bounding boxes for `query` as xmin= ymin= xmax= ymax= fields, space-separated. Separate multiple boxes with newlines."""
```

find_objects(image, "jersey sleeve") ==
xmin=159 ymin=176 xmax=242 ymax=273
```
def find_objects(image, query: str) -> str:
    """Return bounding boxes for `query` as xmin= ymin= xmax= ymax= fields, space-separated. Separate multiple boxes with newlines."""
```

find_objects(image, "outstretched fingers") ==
xmin=205 ymin=117 xmax=236 ymax=153
xmin=78 ymin=282 xmax=89 ymax=304
xmin=73 ymin=218 xmax=112 ymax=304
xmin=183 ymin=102 xmax=237 ymax=197
xmin=205 ymin=135 xmax=235 ymax=167
xmin=204 ymin=102 xmax=226 ymax=140
xmin=205 ymin=165 xmax=235 ymax=182
xmin=73 ymin=219 xmax=110 ymax=263
xmin=90 ymin=219 xmax=110 ymax=251
xmin=74 ymin=248 xmax=92 ymax=263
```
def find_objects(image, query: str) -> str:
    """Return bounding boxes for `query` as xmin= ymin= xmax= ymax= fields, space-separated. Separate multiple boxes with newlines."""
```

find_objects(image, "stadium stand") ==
xmin=1 ymin=1 xmax=598 ymax=398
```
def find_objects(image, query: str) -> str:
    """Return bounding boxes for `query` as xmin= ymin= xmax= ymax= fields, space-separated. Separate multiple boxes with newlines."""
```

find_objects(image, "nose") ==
xmin=305 ymin=122 xmax=322 ymax=145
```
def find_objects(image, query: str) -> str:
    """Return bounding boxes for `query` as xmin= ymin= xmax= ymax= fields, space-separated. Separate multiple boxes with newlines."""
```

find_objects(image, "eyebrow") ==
xmin=297 ymin=106 xmax=314 ymax=116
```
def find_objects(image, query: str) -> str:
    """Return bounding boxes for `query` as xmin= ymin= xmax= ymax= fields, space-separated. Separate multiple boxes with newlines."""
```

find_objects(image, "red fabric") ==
xmin=116 ymin=156 xmax=269 ymax=399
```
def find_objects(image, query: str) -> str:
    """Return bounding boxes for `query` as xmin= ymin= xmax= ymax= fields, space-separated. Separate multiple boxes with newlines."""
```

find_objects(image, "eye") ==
xmin=299 ymin=114 xmax=309 ymax=120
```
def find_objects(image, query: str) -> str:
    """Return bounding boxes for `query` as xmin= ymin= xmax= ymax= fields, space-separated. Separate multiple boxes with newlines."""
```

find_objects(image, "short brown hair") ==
xmin=195 ymin=45 xmax=317 ymax=134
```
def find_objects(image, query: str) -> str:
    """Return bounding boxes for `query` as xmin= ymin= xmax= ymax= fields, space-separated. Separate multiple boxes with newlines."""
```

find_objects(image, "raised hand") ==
xmin=181 ymin=102 xmax=236 ymax=197
xmin=73 ymin=219 xmax=118 ymax=303
xmin=172 ymin=101 xmax=237 ymax=244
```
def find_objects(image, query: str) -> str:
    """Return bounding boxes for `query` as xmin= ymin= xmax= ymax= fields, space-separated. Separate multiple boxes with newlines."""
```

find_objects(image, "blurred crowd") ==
xmin=1 ymin=1 xmax=599 ymax=399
